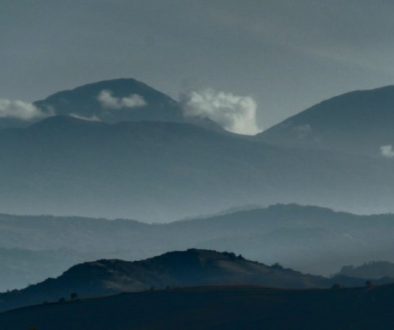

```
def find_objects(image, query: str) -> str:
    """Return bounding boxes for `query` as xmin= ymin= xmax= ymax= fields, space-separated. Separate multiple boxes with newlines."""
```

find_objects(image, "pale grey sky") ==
xmin=1 ymin=0 xmax=394 ymax=129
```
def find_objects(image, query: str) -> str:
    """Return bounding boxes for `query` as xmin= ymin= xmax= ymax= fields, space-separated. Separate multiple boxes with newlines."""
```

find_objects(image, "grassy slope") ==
xmin=1 ymin=285 xmax=394 ymax=330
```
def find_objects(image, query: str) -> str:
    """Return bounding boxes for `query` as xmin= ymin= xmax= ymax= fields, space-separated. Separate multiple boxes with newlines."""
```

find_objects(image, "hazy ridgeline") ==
xmin=3 ymin=204 xmax=394 ymax=292
xmin=0 ymin=80 xmax=394 ymax=223
xmin=3 ymin=2 xmax=394 ymax=328
xmin=1 ymin=79 xmax=394 ymax=292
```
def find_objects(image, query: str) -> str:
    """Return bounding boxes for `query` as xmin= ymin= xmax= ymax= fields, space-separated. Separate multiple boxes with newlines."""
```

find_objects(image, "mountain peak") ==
xmin=259 ymin=84 xmax=394 ymax=156
xmin=29 ymin=78 xmax=222 ymax=131
xmin=34 ymin=78 xmax=182 ymax=123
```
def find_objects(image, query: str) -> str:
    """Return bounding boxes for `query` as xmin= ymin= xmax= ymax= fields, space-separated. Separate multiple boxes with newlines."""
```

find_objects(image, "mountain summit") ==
xmin=35 ymin=78 xmax=182 ymax=123
xmin=33 ymin=78 xmax=220 ymax=130
xmin=259 ymin=85 xmax=394 ymax=157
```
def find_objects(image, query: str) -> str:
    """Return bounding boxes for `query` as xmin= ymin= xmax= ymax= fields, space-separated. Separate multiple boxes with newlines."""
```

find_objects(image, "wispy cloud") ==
xmin=98 ymin=90 xmax=147 ymax=109
xmin=0 ymin=98 xmax=47 ymax=120
xmin=69 ymin=114 xmax=102 ymax=122
xmin=181 ymin=89 xmax=260 ymax=135
xmin=380 ymin=145 xmax=394 ymax=158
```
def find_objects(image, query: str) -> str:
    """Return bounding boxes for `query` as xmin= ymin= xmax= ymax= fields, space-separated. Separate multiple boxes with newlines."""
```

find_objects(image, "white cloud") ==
xmin=0 ymin=98 xmax=47 ymax=120
xmin=122 ymin=94 xmax=147 ymax=108
xmin=69 ymin=114 xmax=102 ymax=122
xmin=380 ymin=145 xmax=394 ymax=158
xmin=181 ymin=89 xmax=260 ymax=135
xmin=97 ymin=90 xmax=118 ymax=109
xmin=98 ymin=90 xmax=147 ymax=109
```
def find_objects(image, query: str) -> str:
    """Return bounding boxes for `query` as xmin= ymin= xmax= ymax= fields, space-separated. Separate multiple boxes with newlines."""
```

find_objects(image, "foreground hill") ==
xmin=4 ymin=205 xmax=394 ymax=290
xmin=0 ymin=249 xmax=334 ymax=312
xmin=1 ymin=285 xmax=394 ymax=330
xmin=259 ymin=85 xmax=394 ymax=157
xmin=0 ymin=115 xmax=393 ymax=222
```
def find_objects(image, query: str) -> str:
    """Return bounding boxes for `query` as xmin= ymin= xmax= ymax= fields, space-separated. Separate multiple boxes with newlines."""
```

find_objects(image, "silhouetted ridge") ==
xmin=3 ymin=285 xmax=394 ymax=330
xmin=0 ymin=249 xmax=332 ymax=312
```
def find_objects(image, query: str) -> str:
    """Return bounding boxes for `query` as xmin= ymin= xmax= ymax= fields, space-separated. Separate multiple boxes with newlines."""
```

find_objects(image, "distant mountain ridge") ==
xmin=338 ymin=261 xmax=394 ymax=280
xmin=259 ymin=85 xmax=394 ymax=157
xmin=35 ymin=78 xmax=182 ymax=122
xmin=4 ymin=204 xmax=394 ymax=291
xmin=0 ymin=115 xmax=393 ymax=222
xmin=1 ymin=80 xmax=394 ymax=221
xmin=0 ymin=78 xmax=221 ymax=130
xmin=34 ymin=78 xmax=221 ymax=130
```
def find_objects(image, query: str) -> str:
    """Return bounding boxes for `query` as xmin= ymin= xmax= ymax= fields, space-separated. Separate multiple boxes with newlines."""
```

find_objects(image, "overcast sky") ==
xmin=2 ymin=0 xmax=394 ymax=129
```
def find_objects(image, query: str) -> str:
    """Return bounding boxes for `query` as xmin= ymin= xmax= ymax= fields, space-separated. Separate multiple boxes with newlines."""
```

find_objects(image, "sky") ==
xmin=2 ymin=0 xmax=394 ymax=130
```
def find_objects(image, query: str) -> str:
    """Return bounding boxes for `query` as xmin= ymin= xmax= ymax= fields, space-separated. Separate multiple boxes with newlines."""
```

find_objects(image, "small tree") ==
xmin=70 ymin=292 xmax=78 ymax=300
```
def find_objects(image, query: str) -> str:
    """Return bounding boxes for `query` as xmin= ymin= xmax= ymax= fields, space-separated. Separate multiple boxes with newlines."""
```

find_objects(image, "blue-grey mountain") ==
xmin=3 ymin=205 xmax=394 ymax=291
xmin=0 ymin=114 xmax=393 ymax=222
xmin=259 ymin=85 xmax=394 ymax=157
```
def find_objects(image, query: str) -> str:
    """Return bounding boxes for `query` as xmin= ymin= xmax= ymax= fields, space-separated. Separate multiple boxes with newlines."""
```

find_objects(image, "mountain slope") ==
xmin=33 ymin=78 xmax=220 ymax=129
xmin=1 ymin=285 xmax=394 ymax=330
xmin=5 ymin=205 xmax=394 ymax=291
xmin=259 ymin=85 xmax=394 ymax=157
xmin=0 ymin=78 xmax=220 ymax=129
xmin=35 ymin=78 xmax=183 ymax=123
xmin=0 ymin=116 xmax=394 ymax=221
xmin=0 ymin=249 xmax=332 ymax=312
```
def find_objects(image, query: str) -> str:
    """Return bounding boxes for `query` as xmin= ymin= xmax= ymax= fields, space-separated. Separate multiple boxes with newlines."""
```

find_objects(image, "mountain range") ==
xmin=338 ymin=261 xmax=394 ymax=280
xmin=3 ymin=204 xmax=394 ymax=291
xmin=1 ymin=78 xmax=394 ymax=328
xmin=1 ymin=79 xmax=394 ymax=221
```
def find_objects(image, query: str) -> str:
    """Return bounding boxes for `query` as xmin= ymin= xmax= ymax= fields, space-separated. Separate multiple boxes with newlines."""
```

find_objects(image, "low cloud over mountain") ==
xmin=97 ymin=90 xmax=147 ymax=109
xmin=181 ymin=89 xmax=260 ymax=135
xmin=380 ymin=145 xmax=394 ymax=158
xmin=0 ymin=98 xmax=47 ymax=120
